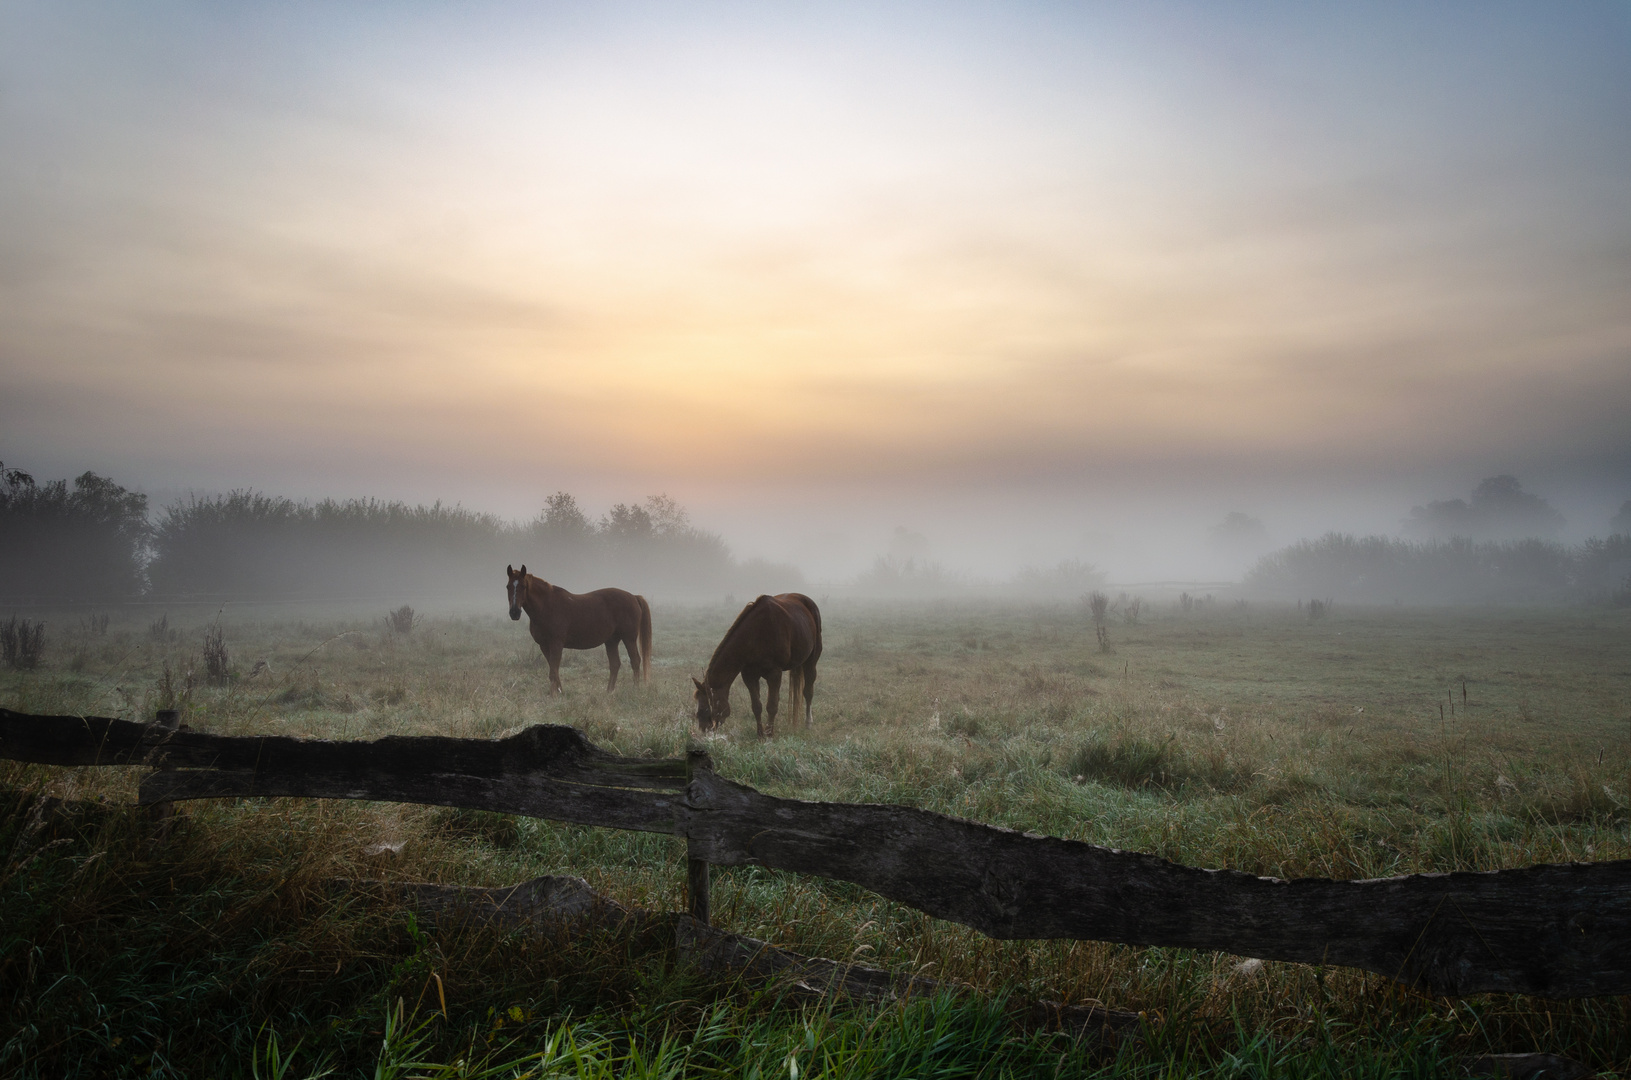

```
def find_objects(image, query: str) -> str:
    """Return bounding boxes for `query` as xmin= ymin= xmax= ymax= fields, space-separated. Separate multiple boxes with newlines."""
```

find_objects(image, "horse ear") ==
xmin=692 ymin=676 xmax=705 ymax=691
xmin=507 ymin=564 xmax=514 ymax=575
xmin=519 ymin=564 xmax=527 ymax=576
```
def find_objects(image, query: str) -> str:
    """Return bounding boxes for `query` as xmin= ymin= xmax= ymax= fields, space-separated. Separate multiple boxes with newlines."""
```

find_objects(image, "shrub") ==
xmin=0 ymin=617 xmax=46 ymax=669
xmin=385 ymin=605 xmax=418 ymax=635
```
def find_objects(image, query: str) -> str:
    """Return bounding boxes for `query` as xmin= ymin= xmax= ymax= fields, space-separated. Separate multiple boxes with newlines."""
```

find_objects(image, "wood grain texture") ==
xmin=680 ymin=772 xmax=1631 ymax=998
xmin=0 ymin=709 xmax=686 ymax=789
xmin=138 ymin=768 xmax=683 ymax=835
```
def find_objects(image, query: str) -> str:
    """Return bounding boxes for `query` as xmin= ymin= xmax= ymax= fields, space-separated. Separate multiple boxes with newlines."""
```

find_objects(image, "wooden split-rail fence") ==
xmin=2 ymin=707 xmax=1629 ymax=999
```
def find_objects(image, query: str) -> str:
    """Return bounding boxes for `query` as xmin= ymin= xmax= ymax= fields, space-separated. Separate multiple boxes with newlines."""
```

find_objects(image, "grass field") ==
xmin=3 ymin=596 xmax=1630 ymax=1077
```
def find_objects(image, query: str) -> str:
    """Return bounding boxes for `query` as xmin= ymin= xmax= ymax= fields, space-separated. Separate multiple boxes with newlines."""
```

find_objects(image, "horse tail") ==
xmin=638 ymin=595 xmax=653 ymax=682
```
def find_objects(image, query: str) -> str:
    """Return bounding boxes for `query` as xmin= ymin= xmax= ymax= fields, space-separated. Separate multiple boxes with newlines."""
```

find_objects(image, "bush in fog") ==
xmin=1406 ymin=475 xmax=1565 ymax=541
xmin=1244 ymin=532 xmax=1629 ymax=605
xmin=1011 ymin=559 xmax=1105 ymax=598
xmin=1577 ymin=535 xmax=1631 ymax=605
xmin=0 ymin=463 xmax=149 ymax=602
xmin=855 ymin=555 xmax=960 ymax=596
xmin=148 ymin=492 xmax=508 ymax=599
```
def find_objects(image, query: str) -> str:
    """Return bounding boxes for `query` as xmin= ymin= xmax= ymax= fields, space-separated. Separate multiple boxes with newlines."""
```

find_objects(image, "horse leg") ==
xmin=622 ymin=632 xmax=643 ymax=688
xmin=604 ymin=640 xmax=621 ymax=692
xmin=745 ymin=676 xmax=765 ymax=738
xmin=544 ymin=643 xmax=565 ymax=695
xmin=784 ymin=668 xmax=802 ymax=733
xmin=765 ymin=669 xmax=783 ymax=739
xmin=802 ymin=660 xmax=818 ymax=728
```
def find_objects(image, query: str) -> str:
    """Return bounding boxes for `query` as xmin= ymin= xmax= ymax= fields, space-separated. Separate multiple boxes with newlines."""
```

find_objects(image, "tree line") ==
xmin=1244 ymin=533 xmax=1631 ymax=606
xmin=0 ymin=463 xmax=798 ymax=603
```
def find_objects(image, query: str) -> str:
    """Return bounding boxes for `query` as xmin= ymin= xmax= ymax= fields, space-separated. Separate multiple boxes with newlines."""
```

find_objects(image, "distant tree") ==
xmin=0 ymin=463 xmax=150 ymax=601
xmin=600 ymin=495 xmax=694 ymax=542
xmin=886 ymin=526 xmax=931 ymax=563
xmin=1209 ymin=512 xmax=1268 ymax=552
xmin=538 ymin=492 xmax=592 ymax=540
xmin=1610 ymin=500 xmax=1631 ymax=536
xmin=644 ymin=493 xmax=691 ymax=536
xmin=1012 ymin=559 xmax=1105 ymax=597
xmin=601 ymin=501 xmax=654 ymax=541
xmin=856 ymin=554 xmax=958 ymax=596
xmin=1407 ymin=475 xmax=1564 ymax=540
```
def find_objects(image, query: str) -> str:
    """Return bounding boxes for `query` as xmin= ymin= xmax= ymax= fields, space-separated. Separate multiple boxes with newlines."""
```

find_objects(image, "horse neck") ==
xmin=521 ymin=576 xmax=552 ymax=613
xmin=702 ymin=639 xmax=741 ymax=690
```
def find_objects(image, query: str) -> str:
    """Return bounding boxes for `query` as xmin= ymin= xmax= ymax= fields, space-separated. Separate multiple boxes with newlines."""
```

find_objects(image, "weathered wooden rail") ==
xmin=3 ymin=707 xmax=1629 ymax=999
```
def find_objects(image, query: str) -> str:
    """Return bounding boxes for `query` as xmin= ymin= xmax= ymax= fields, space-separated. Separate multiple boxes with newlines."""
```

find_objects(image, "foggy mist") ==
xmin=2 ymin=3 xmax=1628 ymax=603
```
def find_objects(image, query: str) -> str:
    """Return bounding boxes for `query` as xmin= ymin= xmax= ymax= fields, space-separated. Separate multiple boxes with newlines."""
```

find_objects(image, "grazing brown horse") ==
xmin=693 ymin=593 xmax=821 ymax=737
xmin=506 ymin=565 xmax=652 ymax=694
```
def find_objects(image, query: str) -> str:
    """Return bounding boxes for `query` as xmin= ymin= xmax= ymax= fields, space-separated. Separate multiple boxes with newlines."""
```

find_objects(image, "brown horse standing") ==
xmin=506 ymin=565 xmax=652 ymax=694
xmin=693 ymin=593 xmax=821 ymax=737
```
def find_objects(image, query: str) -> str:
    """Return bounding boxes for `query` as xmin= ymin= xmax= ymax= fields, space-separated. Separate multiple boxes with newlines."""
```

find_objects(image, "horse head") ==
xmin=693 ymin=676 xmax=730 ymax=730
xmin=506 ymin=564 xmax=528 ymax=620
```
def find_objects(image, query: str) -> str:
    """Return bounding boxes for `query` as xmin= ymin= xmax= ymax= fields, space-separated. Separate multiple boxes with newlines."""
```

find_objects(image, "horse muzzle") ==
xmin=509 ymin=607 xmax=522 ymax=621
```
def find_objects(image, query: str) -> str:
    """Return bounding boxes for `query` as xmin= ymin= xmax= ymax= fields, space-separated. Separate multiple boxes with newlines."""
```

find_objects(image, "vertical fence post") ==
xmin=685 ymin=747 xmax=712 ymax=926
xmin=146 ymin=708 xmax=180 ymax=844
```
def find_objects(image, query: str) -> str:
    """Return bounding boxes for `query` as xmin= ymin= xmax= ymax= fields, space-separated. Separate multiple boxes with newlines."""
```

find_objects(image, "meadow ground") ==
xmin=2 ymin=595 xmax=1629 ymax=1077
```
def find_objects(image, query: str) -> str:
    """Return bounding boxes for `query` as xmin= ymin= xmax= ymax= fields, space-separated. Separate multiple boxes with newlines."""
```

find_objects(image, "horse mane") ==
xmin=705 ymin=596 xmax=768 ymax=680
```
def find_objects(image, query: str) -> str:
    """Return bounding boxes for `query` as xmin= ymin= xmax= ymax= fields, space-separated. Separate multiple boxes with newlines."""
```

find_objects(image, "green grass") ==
xmin=3 ymin=597 xmax=1630 ymax=1076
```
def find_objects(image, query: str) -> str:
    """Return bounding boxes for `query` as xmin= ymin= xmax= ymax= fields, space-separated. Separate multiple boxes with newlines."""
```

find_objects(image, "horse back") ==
xmin=749 ymin=593 xmax=821 ymax=668
xmin=530 ymin=582 xmax=646 ymax=647
xmin=778 ymin=593 xmax=821 ymax=660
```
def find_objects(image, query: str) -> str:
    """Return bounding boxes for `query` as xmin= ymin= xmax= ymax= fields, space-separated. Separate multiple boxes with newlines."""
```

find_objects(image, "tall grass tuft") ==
xmin=202 ymin=623 xmax=230 ymax=685
xmin=1085 ymin=590 xmax=1112 ymax=653
xmin=1067 ymin=733 xmax=1254 ymax=793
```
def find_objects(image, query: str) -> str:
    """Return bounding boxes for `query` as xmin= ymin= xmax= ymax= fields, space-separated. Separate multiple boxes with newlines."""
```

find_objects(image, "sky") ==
xmin=3 ymin=1 xmax=1629 ymax=581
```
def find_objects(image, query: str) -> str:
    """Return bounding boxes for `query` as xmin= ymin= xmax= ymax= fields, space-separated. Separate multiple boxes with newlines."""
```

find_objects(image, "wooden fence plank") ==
xmin=138 ymin=768 xmax=684 ymax=835
xmin=5 ymin=708 xmax=1630 ymax=997
xmin=682 ymin=771 xmax=1631 ymax=998
xmin=0 ymin=709 xmax=687 ymax=789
